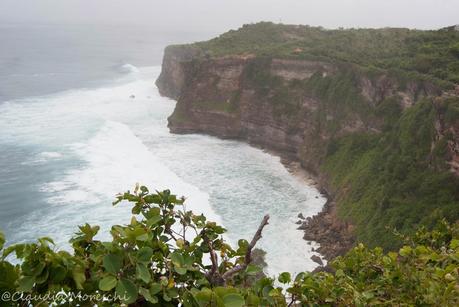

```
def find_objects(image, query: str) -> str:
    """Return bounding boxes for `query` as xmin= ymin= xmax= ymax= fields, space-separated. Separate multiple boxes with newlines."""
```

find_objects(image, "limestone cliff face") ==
xmin=156 ymin=49 xmax=443 ymax=175
xmin=434 ymin=95 xmax=459 ymax=176
xmin=156 ymin=46 xmax=459 ymax=258
xmin=156 ymin=45 xmax=203 ymax=99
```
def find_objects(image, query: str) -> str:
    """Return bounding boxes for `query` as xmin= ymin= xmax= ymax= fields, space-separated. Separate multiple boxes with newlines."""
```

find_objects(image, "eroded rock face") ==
xmin=159 ymin=53 xmax=440 ymax=174
xmin=359 ymin=76 xmax=441 ymax=109
xmin=156 ymin=47 xmax=457 ymax=259
xmin=270 ymin=59 xmax=336 ymax=81
xmin=156 ymin=45 xmax=203 ymax=99
xmin=434 ymin=96 xmax=459 ymax=176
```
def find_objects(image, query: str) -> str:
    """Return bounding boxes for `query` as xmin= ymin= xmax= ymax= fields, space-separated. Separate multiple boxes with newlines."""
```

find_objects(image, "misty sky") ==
xmin=0 ymin=0 xmax=458 ymax=32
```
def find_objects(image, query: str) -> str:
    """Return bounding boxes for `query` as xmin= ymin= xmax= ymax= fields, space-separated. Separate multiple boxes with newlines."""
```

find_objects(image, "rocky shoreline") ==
xmin=273 ymin=153 xmax=355 ymax=262
xmin=155 ymin=41 xmax=451 ymax=264
xmin=154 ymin=46 xmax=365 ymax=263
xmin=234 ymin=143 xmax=355 ymax=263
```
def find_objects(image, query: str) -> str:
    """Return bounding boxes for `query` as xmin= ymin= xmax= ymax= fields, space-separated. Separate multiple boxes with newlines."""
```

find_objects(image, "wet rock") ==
xmin=312 ymin=265 xmax=335 ymax=274
xmin=298 ymin=213 xmax=305 ymax=219
xmin=301 ymin=199 xmax=355 ymax=260
xmin=310 ymin=255 xmax=323 ymax=266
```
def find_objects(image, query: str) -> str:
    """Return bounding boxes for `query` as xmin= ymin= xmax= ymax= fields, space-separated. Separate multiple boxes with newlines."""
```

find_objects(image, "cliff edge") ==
xmin=156 ymin=23 xmax=459 ymax=258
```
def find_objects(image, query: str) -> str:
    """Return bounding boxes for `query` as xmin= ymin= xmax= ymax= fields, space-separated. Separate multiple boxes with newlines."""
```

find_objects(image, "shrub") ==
xmin=0 ymin=186 xmax=459 ymax=306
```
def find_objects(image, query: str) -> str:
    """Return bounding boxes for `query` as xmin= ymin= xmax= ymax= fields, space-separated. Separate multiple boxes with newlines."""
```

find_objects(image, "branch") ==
xmin=204 ymin=234 xmax=225 ymax=286
xmin=222 ymin=214 xmax=270 ymax=281
xmin=208 ymin=241 xmax=219 ymax=276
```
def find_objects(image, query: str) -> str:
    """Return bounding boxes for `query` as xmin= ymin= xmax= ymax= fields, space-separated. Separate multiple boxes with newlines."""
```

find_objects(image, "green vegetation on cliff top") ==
xmin=240 ymin=58 xmax=459 ymax=250
xmin=1 ymin=187 xmax=459 ymax=306
xmin=192 ymin=22 xmax=459 ymax=87
xmin=170 ymin=23 xmax=459 ymax=252
xmin=324 ymin=98 xmax=459 ymax=250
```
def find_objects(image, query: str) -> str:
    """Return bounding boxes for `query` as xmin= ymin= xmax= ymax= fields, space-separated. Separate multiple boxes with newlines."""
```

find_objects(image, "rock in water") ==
xmin=310 ymin=255 xmax=323 ymax=266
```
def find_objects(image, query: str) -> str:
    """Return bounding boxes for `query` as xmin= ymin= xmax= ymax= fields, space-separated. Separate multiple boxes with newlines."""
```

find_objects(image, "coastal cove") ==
xmin=156 ymin=22 xmax=459 ymax=254
xmin=2 ymin=2 xmax=459 ymax=304
xmin=0 ymin=65 xmax=327 ymax=275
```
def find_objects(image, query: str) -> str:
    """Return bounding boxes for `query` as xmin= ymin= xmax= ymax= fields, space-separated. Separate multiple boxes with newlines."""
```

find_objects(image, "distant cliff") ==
xmin=156 ymin=22 xmax=459 ymax=257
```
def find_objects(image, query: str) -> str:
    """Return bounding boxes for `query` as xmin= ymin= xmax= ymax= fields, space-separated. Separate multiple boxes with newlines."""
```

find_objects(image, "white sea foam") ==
xmin=39 ymin=151 xmax=62 ymax=158
xmin=2 ymin=66 xmax=326 ymax=275
xmin=45 ymin=120 xmax=219 ymax=221
xmin=118 ymin=63 xmax=140 ymax=74
xmin=22 ymin=151 xmax=63 ymax=165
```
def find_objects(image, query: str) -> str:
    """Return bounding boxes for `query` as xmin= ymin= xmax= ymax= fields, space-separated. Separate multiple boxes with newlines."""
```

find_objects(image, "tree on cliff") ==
xmin=0 ymin=185 xmax=458 ymax=306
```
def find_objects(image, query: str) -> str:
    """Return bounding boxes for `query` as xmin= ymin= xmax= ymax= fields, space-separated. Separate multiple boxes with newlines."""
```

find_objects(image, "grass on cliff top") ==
xmin=192 ymin=22 xmax=459 ymax=88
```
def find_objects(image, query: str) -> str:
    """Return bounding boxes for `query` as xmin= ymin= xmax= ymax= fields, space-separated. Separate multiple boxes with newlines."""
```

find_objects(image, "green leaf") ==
xmin=335 ymin=269 xmax=345 ymax=278
xmin=116 ymin=278 xmax=138 ymax=304
xmin=132 ymin=204 xmax=142 ymax=215
xmin=450 ymin=239 xmax=459 ymax=249
xmin=139 ymin=287 xmax=158 ymax=304
xmin=38 ymin=237 xmax=55 ymax=246
xmin=30 ymin=261 xmax=46 ymax=277
xmin=399 ymin=246 xmax=412 ymax=257
xmin=246 ymin=264 xmax=262 ymax=276
xmin=176 ymin=239 xmax=185 ymax=248
xmin=163 ymin=291 xmax=172 ymax=302
xmin=0 ymin=231 xmax=5 ymax=250
xmin=237 ymin=239 xmax=249 ymax=254
xmin=0 ymin=262 xmax=18 ymax=291
xmin=167 ymin=288 xmax=179 ymax=299
xmin=182 ymin=291 xmax=198 ymax=307
xmin=72 ymin=266 xmax=86 ymax=289
xmin=294 ymin=272 xmax=306 ymax=282
xmin=214 ymin=286 xmax=237 ymax=298
xmin=49 ymin=265 xmax=67 ymax=283
xmin=136 ymin=263 xmax=151 ymax=283
xmin=35 ymin=268 xmax=49 ymax=284
xmin=193 ymin=289 xmax=215 ymax=306
xmin=103 ymin=254 xmax=123 ymax=274
xmin=362 ymin=291 xmax=374 ymax=300
xmin=150 ymin=283 xmax=162 ymax=295
xmin=2 ymin=245 xmax=20 ymax=259
xmin=137 ymin=247 xmax=153 ymax=262
xmin=99 ymin=275 xmax=118 ymax=291
xmin=268 ymin=288 xmax=282 ymax=297
xmin=18 ymin=276 xmax=35 ymax=292
xmin=171 ymin=251 xmax=185 ymax=267
xmin=146 ymin=215 xmax=162 ymax=227
xmin=278 ymin=272 xmax=291 ymax=284
xmin=223 ymin=293 xmax=245 ymax=307
xmin=175 ymin=267 xmax=187 ymax=275
xmin=246 ymin=294 xmax=260 ymax=306
xmin=136 ymin=233 xmax=149 ymax=241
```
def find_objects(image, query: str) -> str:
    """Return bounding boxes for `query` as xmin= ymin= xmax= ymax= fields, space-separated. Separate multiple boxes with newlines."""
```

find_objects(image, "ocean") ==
xmin=0 ymin=24 xmax=326 ymax=276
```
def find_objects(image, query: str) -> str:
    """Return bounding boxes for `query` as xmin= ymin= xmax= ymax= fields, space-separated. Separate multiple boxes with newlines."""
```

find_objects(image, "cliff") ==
xmin=156 ymin=23 xmax=459 ymax=258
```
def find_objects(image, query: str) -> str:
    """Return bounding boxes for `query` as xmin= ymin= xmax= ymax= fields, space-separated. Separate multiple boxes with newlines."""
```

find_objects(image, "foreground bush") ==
xmin=0 ymin=186 xmax=458 ymax=306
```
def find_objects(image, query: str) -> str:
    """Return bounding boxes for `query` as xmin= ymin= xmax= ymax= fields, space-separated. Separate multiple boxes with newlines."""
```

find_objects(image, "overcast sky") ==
xmin=0 ymin=0 xmax=458 ymax=32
